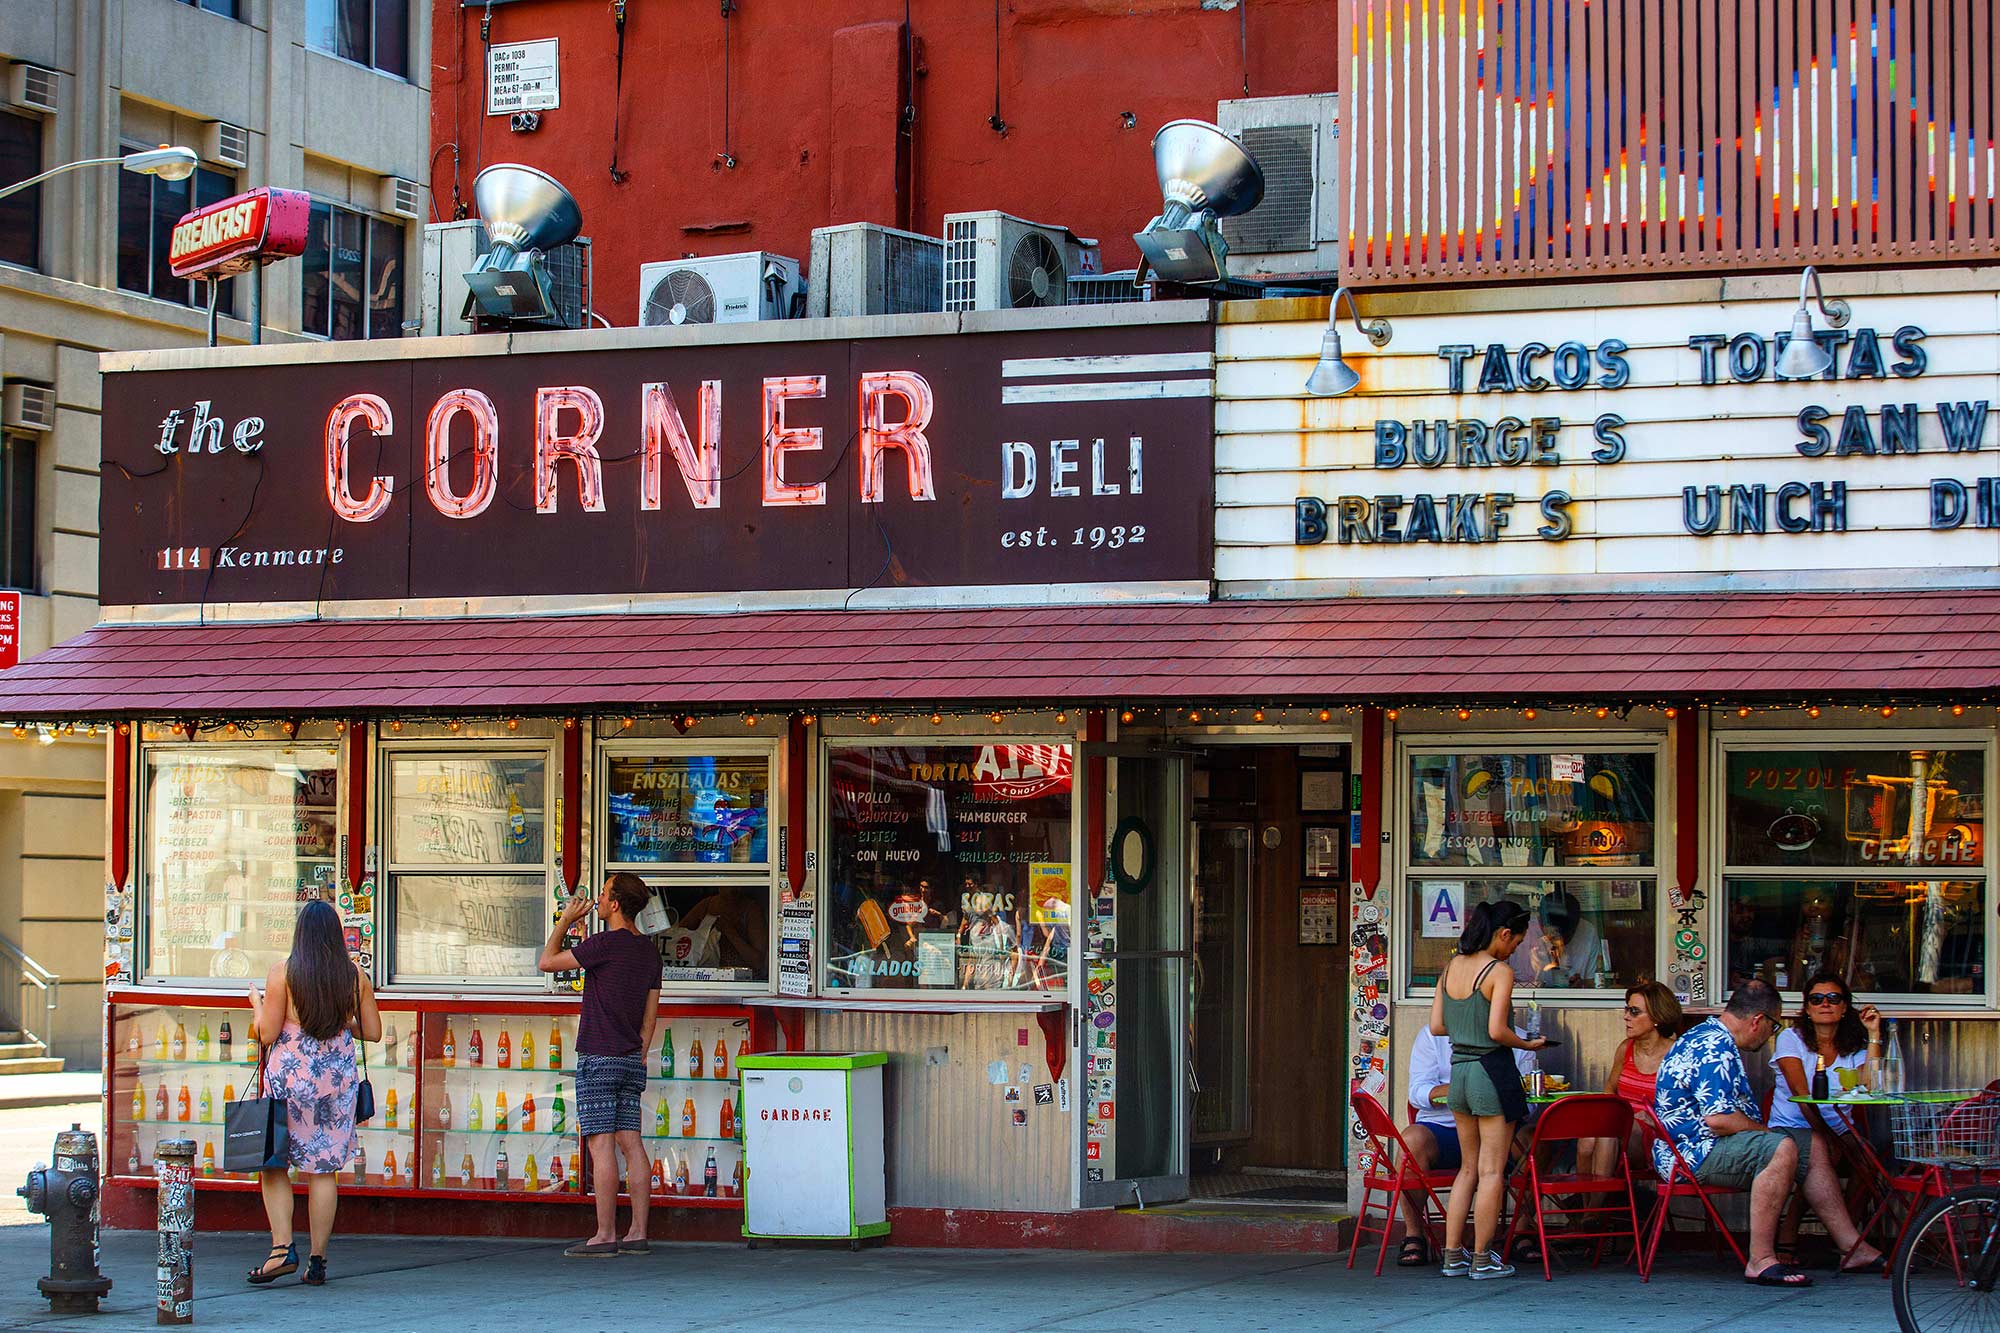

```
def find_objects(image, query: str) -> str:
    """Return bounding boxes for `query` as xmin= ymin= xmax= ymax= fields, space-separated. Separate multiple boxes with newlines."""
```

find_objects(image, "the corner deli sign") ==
xmin=169 ymin=188 xmax=311 ymax=280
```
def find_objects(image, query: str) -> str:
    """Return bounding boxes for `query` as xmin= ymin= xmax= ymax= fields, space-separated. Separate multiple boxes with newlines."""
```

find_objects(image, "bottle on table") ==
xmin=1882 ymin=1021 xmax=1906 ymax=1094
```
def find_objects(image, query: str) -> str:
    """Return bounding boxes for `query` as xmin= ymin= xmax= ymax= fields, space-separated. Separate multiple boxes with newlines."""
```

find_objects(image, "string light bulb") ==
xmin=1663 ymin=707 xmax=1677 ymax=719
xmin=1593 ymin=707 xmax=1609 ymax=720
xmin=1188 ymin=710 xmax=1202 ymax=723
xmin=621 ymin=717 xmax=635 ymax=730
xmin=506 ymin=717 xmax=520 ymax=731
xmin=9 ymin=726 xmax=22 ymax=739
xmin=562 ymin=717 xmax=576 ymax=730
xmin=1054 ymin=710 xmax=1068 ymax=726
xmin=1385 ymin=708 xmax=1399 ymax=721
xmin=1119 ymin=710 xmax=1135 ymax=725
xmin=1807 ymin=706 xmax=1821 ymax=719
xmin=930 ymin=712 xmax=944 ymax=726
xmin=867 ymin=713 xmax=882 ymax=726
xmin=989 ymin=711 xmax=1004 ymax=725
xmin=681 ymin=714 xmax=697 ymax=729
xmin=117 ymin=723 xmax=131 ymax=736
xmin=1522 ymin=708 xmax=1537 ymax=721
xmin=1880 ymin=705 xmax=1896 ymax=718
xmin=447 ymin=719 xmax=462 ymax=732
xmin=1252 ymin=709 xmax=1266 ymax=723
xmin=1737 ymin=706 xmax=1752 ymax=719
xmin=390 ymin=720 xmax=404 ymax=732
xmin=1318 ymin=709 xmax=1332 ymax=723
xmin=1951 ymin=704 xmax=1966 ymax=717
xmin=333 ymin=719 xmax=347 ymax=736
xmin=744 ymin=714 xmax=758 ymax=727
xmin=224 ymin=722 xmax=238 ymax=735
xmin=800 ymin=714 xmax=816 ymax=726
xmin=1455 ymin=708 xmax=1471 ymax=721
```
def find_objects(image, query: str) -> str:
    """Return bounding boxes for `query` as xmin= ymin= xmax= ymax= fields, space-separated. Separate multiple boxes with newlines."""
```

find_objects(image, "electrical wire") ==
xmin=988 ymin=0 xmax=1007 ymax=136
xmin=608 ymin=1 xmax=631 ymax=184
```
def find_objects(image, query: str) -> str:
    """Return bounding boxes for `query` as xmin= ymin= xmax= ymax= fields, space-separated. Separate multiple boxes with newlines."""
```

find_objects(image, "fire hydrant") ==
xmin=17 ymin=1124 xmax=113 ymax=1314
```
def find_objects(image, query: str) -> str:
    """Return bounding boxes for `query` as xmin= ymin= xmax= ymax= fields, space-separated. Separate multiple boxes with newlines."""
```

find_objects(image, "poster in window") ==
xmin=1303 ymin=825 xmax=1342 ymax=880
xmin=826 ymin=743 xmax=1073 ymax=992
xmin=605 ymin=756 xmax=768 ymax=865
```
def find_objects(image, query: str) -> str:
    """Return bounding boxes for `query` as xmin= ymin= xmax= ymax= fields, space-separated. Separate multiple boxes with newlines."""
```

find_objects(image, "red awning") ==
xmin=0 ymin=589 xmax=1994 ymax=717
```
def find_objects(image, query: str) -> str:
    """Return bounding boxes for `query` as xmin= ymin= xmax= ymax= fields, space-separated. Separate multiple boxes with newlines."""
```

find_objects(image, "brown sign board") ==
xmin=100 ymin=318 xmax=1215 ymax=610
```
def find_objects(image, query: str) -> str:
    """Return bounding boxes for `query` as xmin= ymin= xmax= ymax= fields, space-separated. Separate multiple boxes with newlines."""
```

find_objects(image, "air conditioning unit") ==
xmin=202 ymin=121 xmax=250 ymax=170
xmin=378 ymin=175 xmax=421 ymax=221
xmin=1068 ymin=270 xmax=1151 ymax=306
xmin=1216 ymin=93 xmax=1340 ymax=280
xmin=3 ymin=382 xmax=55 ymax=433
xmin=419 ymin=219 xmax=593 ymax=335
xmin=805 ymin=223 xmax=944 ymax=318
xmin=6 ymin=64 xmax=56 ymax=115
xmin=638 ymin=253 xmax=802 ymax=327
xmin=941 ymin=211 xmax=1097 ymax=312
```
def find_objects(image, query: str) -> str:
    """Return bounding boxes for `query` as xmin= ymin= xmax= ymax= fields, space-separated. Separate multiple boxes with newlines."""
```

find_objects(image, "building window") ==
xmin=1721 ymin=739 xmax=1990 ymax=999
xmin=141 ymin=745 xmax=340 ymax=982
xmin=386 ymin=750 xmax=550 ymax=984
xmin=305 ymin=0 xmax=409 ymax=78
xmin=824 ymin=742 xmax=1074 ymax=994
xmin=1403 ymin=745 xmax=1661 ymax=995
xmin=601 ymin=745 xmax=777 ymax=986
xmin=178 ymin=0 xmax=241 ymax=18
xmin=0 ymin=111 xmax=42 ymax=270
xmin=300 ymin=201 xmax=404 ymax=340
xmin=0 ymin=433 xmax=34 ymax=591
xmin=116 ymin=151 xmax=237 ymax=314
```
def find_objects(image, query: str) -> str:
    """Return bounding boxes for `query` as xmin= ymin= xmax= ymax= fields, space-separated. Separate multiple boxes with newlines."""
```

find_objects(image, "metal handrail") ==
xmin=0 ymin=935 xmax=58 ymax=1054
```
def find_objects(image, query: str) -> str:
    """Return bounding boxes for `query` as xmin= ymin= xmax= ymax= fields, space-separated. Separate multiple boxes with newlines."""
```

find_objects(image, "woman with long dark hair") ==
xmin=1769 ymin=969 xmax=1883 ymax=1269
xmin=244 ymin=899 xmax=381 ymax=1286
xmin=1428 ymin=898 xmax=1545 ymax=1280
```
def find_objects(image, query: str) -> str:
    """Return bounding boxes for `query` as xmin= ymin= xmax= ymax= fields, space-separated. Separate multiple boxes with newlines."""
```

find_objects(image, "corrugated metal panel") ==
xmin=810 ymin=1008 xmax=1070 ymax=1212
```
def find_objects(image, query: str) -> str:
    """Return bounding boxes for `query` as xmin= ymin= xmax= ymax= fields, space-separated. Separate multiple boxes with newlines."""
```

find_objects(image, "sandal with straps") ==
xmin=247 ymin=1242 xmax=298 ymax=1285
xmin=302 ymin=1254 xmax=327 ymax=1286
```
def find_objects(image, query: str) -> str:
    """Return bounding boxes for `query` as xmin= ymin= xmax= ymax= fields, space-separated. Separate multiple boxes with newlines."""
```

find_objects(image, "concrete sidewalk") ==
xmin=0 ymin=1075 xmax=101 ymax=1113
xmin=0 ymin=1224 xmax=1899 ymax=1332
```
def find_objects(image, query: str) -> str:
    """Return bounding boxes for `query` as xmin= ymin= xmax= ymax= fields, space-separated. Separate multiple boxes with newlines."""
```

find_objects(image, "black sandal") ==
xmin=301 ymin=1254 xmax=327 ymax=1286
xmin=246 ymin=1242 xmax=298 ymax=1285
xmin=1510 ymin=1235 xmax=1543 ymax=1264
xmin=1396 ymin=1235 xmax=1430 ymax=1267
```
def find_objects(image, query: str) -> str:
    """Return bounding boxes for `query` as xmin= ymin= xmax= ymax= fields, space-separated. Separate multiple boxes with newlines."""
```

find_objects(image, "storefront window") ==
xmin=825 ymin=742 xmax=1073 ymax=993
xmin=387 ymin=753 xmax=549 ymax=983
xmin=603 ymin=750 xmax=774 ymax=984
xmin=1404 ymin=747 xmax=1660 ymax=994
xmin=1723 ymin=743 xmax=1989 ymax=997
xmin=143 ymin=746 xmax=339 ymax=981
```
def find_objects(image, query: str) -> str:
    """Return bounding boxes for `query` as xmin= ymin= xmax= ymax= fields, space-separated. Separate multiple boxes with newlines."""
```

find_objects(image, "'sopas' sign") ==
xmin=169 ymin=188 xmax=311 ymax=280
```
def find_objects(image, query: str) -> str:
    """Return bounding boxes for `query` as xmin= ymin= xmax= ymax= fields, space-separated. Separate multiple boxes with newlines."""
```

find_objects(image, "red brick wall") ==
xmin=430 ymin=0 xmax=1337 ymax=324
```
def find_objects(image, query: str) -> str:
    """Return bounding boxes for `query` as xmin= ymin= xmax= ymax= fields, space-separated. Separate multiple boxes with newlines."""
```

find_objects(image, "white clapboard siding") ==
xmin=1216 ymin=289 xmax=2000 ymax=589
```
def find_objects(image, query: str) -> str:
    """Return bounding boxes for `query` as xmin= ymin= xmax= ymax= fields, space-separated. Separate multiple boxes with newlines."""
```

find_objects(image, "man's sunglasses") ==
xmin=1806 ymin=991 xmax=1849 ymax=1006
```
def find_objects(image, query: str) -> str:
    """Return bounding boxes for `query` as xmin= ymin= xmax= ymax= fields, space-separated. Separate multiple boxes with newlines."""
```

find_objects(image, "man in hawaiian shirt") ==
xmin=1652 ymin=981 xmax=1883 ymax=1286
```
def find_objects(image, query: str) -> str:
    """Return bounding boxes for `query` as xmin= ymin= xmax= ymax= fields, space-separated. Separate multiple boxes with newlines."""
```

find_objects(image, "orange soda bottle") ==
xmin=681 ymin=1096 xmax=696 ymax=1137
xmin=720 ymin=1098 xmax=735 ymax=1139
xmin=521 ymin=1090 xmax=536 ymax=1133
xmin=567 ymin=1151 xmax=580 ymax=1191
xmin=498 ymin=1025 xmax=511 ymax=1070
xmin=442 ymin=1020 xmax=457 ymax=1066
xmin=177 ymin=1083 xmax=191 ymax=1121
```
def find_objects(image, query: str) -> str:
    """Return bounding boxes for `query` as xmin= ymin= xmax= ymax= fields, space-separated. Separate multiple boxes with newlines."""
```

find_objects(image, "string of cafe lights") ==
xmin=1 ymin=699 xmax=1983 ymax=741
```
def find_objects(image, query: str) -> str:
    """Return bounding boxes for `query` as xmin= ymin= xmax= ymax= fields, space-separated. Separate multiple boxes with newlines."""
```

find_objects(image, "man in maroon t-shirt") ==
xmin=539 ymin=871 xmax=660 ymax=1256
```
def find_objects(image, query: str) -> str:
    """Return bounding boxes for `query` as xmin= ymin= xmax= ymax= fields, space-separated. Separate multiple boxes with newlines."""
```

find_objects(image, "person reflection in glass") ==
xmin=679 ymin=885 xmax=769 ymax=971
xmin=1513 ymin=889 xmax=1604 ymax=989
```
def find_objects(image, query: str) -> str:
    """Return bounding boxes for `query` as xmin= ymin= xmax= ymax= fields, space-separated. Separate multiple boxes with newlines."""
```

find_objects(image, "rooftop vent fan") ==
xmin=645 ymin=268 xmax=717 ymax=325
xmin=1007 ymin=231 xmax=1066 ymax=307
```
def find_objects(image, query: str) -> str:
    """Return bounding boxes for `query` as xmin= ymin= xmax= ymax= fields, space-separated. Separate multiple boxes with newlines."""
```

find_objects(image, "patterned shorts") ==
xmin=576 ymin=1053 xmax=647 ymax=1137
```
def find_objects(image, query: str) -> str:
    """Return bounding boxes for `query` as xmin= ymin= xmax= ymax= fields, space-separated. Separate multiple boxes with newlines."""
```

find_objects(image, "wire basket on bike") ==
xmin=1889 ymin=1090 xmax=2000 ymax=1170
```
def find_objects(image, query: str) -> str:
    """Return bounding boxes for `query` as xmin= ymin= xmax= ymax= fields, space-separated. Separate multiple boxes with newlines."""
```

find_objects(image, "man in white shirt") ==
xmin=1397 ymin=1025 xmax=1535 ymax=1264
xmin=1513 ymin=889 xmax=1607 ymax=989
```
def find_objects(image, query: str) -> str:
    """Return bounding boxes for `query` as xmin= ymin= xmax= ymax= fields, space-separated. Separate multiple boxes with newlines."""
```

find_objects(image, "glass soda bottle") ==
xmin=431 ymin=1148 xmax=445 ymax=1186
xmin=660 ymin=1026 xmax=673 ymax=1078
xmin=460 ymin=1151 xmax=475 ymax=1186
xmin=442 ymin=1020 xmax=457 ymax=1066
xmin=494 ymin=1090 xmax=508 ymax=1132
xmin=654 ymin=1094 xmax=669 ymax=1136
xmin=498 ymin=1025 xmax=511 ymax=1070
xmin=732 ymin=1158 xmax=743 ymax=1197
xmin=520 ymin=1028 xmax=534 ymax=1069
xmin=218 ymin=1018 xmax=232 ymax=1063
xmin=403 ymin=1154 xmax=414 ymax=1188
xmin=224 ymin=1082 xmax=235 ymax=1104
xmin=245 ymin=1020 xmax=258 ymax=1061
xmin=469 ymin=1092 xmax=482 ymax=1132
xmin=703 ymin=1147 xmax=718 ymax=1197
xmin=521 ymin=1090 xmax=536 ymax=1133
xmin=552 ymin=1083 xmax=566 ymax=1134
xmin=1882 ymin=1021 xmax=1907 ymax=1094
xmin=493 ymin=1147 xmax=509 ymax=1191
xmin=687 ymin=1034 xmax=703 ymax=1078
xmin=154 ymin=1083 xmax=169 ymax=1120
xmin=651 ymin=1158 xmax=666 ymax=1193
xmin=155 ymin=1024 xmax=167 ymax=1058
xmin=196 ymin=1020 xmax=210 ymax=1061
xmin=469 ymin=1022 xmax=483 ymax=1067
xmin=550 ymin=1018 xmax=562 ymax=1070
xmin=437 ymin=1090 xmax=453 ymax=1129
xmin=201 ymin=1142 xmax=214 ymax=1176
xmin=127 ymin=1027 xmax=140 ymax=1055
xmin=714 ymin=1038 xmax=728 ymax=1080
xmin=385 ymin=1086 xmax=398 ymax=1129
xmin=384 ymin=1149 xmax=396 ymax=1184
xmin=177 ymin=1082 xmax=191 ymax=1122
xmin=352 ymin=1145 xmax=366 ymax=1184
xmin=681 ymin=1096 xmax=696 ymax=1137
xmin=524 ymin=1154 xmax=538 ymax=1192
xmin=549 ymin=1154 xmax=565 ymax=1192
xmin=382 ymin=1021 xmax=397 ymax=1065
xmin=127 ymin=1145 xmax=140 ymax=1175
xmin=720 ymin=1097 xmax=735 ymax=1140
xmin=198 ymin=1082 xmax=212 ymax=1123
xmin=567 ymin=1151 xmax=580 ymax=1191
xmin=673 ymin=1154 xmax=689 ymax=1193
xmin=172 ymin=1022 xmax=187 ymax=1060
xmin=132 ymin=1080 xmax=145 ymax=1123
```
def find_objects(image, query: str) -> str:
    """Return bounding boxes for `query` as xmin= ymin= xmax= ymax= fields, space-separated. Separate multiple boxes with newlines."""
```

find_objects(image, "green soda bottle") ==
xmin=552 ymin=1082 xmax=566 ymax=1135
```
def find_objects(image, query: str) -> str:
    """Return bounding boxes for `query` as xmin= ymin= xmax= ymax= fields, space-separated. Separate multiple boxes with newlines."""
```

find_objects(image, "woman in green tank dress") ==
xmin=1427 ymin=899 xmax=1546 ymax=1280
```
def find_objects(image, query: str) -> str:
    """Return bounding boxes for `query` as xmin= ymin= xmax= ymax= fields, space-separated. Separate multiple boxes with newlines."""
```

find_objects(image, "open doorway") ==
xmin=1187 ymin=742 xmax=1352 ymax=1206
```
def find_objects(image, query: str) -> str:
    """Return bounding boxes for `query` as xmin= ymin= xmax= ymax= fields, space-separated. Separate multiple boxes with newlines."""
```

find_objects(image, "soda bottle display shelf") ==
xmin=429 ymin=1128 xmax=588 ymax=1138
xmin=126 ymin=1058 xmax=259 ymax=1068
xmin=638 ymin=1134 xmax=741 ymax=1144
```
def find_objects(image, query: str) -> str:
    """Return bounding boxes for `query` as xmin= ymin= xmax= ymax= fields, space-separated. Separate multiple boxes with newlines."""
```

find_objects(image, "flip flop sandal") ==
xmin=1837 ymin=1255 xmax=1888 ymax=1276
xmin=1746 ymin=1262 xmax=1815 ymax=1287
xmin=1396 ymin=1236 xmax=1430 ymax=1267
xmin=246 ymin=1242 xmax=298 ymax=1285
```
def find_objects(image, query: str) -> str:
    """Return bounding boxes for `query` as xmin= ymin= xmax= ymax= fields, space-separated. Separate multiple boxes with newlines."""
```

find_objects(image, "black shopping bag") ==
xmin=223 ymin=1049 xmax=290 ymax=1173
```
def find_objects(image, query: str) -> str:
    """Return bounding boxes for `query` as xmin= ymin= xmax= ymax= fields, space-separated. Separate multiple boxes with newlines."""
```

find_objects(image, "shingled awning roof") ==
xmin=0 ymin=589 xmax=1992 ymax=717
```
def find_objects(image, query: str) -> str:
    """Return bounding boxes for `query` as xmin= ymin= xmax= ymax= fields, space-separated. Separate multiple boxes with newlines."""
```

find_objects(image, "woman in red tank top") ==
xmin=1579 ymin=980 xmax=1683 ymax=1179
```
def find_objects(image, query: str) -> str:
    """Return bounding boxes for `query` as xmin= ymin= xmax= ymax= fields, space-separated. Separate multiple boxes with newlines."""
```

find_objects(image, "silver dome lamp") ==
xmin=463 ymin=164 xmax=583 ymax=327
xmin=1133 ymin=120 xmax=1265 ymax=285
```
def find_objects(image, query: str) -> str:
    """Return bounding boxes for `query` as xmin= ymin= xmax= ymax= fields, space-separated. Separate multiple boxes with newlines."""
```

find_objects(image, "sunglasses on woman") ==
xmin=1624 ymin=1005 xmax=1647 ymax=1017
xmin=1806 ymin=991 xmax=1848 ymax=1006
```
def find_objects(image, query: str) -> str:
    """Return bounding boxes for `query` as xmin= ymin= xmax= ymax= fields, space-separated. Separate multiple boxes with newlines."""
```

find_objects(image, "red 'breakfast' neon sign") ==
xmin=323 ymin=373 xmax=938 ymax=519
xmin=168 ymin=187 xmax=311 ymax=280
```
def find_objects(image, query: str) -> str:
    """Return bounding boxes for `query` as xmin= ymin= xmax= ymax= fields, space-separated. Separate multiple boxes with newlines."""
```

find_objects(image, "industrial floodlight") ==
xmin=1774 ymin=266 xmax=1853 ymax=379
xmin=1132 ymin=120 xmax=1264 ymax=285
xmin=1304 ymin=287 xmax=1392 ymax=397
xmin=463 ymin=164 xmax=583 ymax=325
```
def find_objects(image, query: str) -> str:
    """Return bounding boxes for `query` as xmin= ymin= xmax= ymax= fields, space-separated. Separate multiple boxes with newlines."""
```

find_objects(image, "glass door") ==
xmin=1079 ymin=750 xmax=1189 ymax=1208
xmin=1191 ymin=821 xmax=1252 ymax=1144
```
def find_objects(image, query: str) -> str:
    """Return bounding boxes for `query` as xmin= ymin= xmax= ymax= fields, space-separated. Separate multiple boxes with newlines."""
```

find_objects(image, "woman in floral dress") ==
xmin=245 ymin=900 xmax=381 ymax=1286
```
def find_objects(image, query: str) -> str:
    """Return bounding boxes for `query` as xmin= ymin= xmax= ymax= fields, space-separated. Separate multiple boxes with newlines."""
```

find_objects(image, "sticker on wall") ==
xmin=1005 ymin=1086 xmax=1021 ymax=1103
xmin=1012 ymin=1108 xmax=1028 ymax=1127
xmin=1420 ymin=881 xmax=1466 ymax=938
xmin=986 ymin=1059 xmax=1008 ymax=1086
xmin=1034 ymin=1084 xmax=1053 ymax=1106
xmin=1056 ymin=1078 xmax=1070 ymax=1112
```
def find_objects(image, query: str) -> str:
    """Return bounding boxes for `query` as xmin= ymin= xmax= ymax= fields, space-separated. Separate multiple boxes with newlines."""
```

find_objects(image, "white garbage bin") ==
xmin=738 ymin=1051 xmax=887 ymax=1247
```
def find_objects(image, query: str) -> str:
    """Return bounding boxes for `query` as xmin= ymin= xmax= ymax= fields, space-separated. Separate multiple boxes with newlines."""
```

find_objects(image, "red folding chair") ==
xmin=1348 ymin=1093 xmax=1458 ymax=1275
xmin=1633 ymin=1106 xmax=1748 ymax=1280
xmin=1503 ymin=1094 xmax=1642 ymax=1281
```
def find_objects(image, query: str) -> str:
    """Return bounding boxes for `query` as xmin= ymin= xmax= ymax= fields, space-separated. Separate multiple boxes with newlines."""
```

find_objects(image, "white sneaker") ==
xmin=1469 ymin=1249 xmax=1516 ymax=1280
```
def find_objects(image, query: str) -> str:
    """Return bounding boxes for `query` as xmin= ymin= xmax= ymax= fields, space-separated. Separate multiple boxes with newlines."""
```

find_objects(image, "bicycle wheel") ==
xmin=1895 ymin=1185 xmax=2000 ymax=1333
